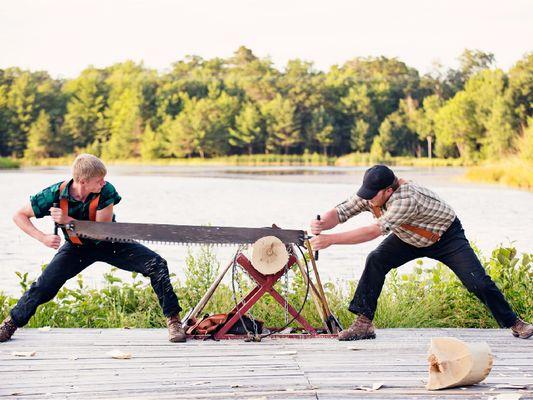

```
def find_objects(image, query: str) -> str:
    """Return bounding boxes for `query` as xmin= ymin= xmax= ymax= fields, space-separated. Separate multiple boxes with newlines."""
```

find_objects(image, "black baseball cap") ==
xmin=356 ymin=165 xmax=396 ymax=200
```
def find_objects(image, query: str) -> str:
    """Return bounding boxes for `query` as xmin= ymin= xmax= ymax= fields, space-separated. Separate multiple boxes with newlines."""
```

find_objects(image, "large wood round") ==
xmin=251 ymin=236 xmax=289 ymax=275
xmin=427 ymin=337 xmax=493 ymax=390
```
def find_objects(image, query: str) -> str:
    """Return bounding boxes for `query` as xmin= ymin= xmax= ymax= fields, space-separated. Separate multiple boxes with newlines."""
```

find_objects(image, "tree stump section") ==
xmin=251 ymin=236 xmax=289 ymax=275
xmin=427 ymin=337 xmax=493 ymax=390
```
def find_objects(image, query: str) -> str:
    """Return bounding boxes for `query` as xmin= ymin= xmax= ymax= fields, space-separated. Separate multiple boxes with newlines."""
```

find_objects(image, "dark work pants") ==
xmin=349 ymin=218 xmax=518 ymax=328
xmin=10 ymin=241 xmax=181 ymax=327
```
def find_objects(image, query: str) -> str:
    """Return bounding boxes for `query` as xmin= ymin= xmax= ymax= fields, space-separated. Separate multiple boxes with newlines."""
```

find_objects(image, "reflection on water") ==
xmin=220 ymin=168 xmax=349 ymax=176
xmin=0 ymin=165 xmax=531 ymax=297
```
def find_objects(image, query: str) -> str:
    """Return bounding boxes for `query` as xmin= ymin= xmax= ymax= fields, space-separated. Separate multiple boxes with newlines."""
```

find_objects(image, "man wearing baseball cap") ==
xmin=310 ymin=165 xmax=532 ymax=341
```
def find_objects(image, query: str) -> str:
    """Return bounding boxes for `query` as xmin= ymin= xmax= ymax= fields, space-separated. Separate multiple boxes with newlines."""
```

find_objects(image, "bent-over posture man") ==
xmin=0 ymin=154 xmax=186 ymax=343
xmin=310 ymin=164 xmax=532 ymax=341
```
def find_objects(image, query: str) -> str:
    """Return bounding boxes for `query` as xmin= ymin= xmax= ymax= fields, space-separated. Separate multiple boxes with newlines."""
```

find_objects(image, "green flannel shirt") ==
xmin=30 ymin=179 xmax=121 ymax=244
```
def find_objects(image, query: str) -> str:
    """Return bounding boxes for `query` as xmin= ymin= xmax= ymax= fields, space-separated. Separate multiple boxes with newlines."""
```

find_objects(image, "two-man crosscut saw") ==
xmin=64 ymin=220 xmax=306 ymax=246
xmin=63 ymin=220 xmax=342 ymax=333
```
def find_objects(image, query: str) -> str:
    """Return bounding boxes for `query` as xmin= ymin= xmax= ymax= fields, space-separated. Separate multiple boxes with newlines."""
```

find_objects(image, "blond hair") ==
xmin=72 ymin=154 xmax=107 ymax=182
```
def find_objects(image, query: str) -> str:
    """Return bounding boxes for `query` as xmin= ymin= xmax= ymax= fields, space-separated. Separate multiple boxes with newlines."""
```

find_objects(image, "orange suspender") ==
xmin=371 ymin=205 xmax=441 ymax=243
xmin=58 ymin=180 xmax=100 ymax=245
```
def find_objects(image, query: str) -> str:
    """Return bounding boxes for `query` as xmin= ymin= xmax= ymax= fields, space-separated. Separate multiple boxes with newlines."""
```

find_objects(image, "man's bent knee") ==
xmin=365 ymin=250 xmax=390 ymax=271
xmin=143 ymin=255 xmax=170 ymax=277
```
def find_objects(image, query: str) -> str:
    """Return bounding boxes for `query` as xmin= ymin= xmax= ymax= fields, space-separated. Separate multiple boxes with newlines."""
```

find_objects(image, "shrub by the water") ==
xmin=1 ymin=245 xmax=530 ymax=329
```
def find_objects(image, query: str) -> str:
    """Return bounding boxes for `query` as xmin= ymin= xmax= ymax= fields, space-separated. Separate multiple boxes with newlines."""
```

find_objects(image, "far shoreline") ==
xmin=1 ymin=155 xmax=531 ymax=191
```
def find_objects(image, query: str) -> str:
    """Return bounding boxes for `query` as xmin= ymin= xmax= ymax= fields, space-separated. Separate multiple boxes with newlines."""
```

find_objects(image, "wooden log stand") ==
xmin=183 ymin=242 xmax=340 ymax=340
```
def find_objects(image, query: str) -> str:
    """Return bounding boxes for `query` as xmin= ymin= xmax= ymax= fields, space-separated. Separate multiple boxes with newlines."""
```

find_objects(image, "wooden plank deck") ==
xmin=0 ymin=328 xmax=531 ymax=399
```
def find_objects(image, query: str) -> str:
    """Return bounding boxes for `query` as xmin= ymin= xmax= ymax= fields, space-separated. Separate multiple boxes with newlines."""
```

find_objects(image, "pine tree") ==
xmin=311 ymin=106 xmax=334 ymax=156
xmin=140 ymin=124 xmax=165 ymax=160
xmin=228 ymin=102 xmax=262 ymax=155
xmin=24 ymin=110 xmax=54 ymax=159
xmin=262 ymin=95 xmax=299 ymax=154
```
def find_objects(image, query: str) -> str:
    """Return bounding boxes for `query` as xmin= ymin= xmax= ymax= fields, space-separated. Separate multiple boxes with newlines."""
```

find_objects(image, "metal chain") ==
xmin=284 ymin=245 xmax=295 ymax=325
xmin=284 ymin=264 xmax=290 ymax=325
xmin=232 ymin=246 xmax=260 ymax=339
xmin=230 ymin=244 xmax=311 ymax=341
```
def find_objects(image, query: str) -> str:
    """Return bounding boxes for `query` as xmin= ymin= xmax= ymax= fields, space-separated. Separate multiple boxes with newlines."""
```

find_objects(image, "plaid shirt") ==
xmin=335 ymin=182 xmax=456 ymax=247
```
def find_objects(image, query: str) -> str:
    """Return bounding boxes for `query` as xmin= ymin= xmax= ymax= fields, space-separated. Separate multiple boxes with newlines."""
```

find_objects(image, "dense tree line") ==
xmin=0 ymin=47 xmax=531 ymax=161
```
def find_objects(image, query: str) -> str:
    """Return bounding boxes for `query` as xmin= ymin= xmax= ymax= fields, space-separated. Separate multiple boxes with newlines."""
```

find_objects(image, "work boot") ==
xmin=0 ymin=317 xmax=17 ymax=342
xmin=338 ymin=314 xmax=376 ymax=341
xmin=167 ymin=314 xmax=186 ymax=343
xmin=510 ymin=318 xmax=533 ymax=339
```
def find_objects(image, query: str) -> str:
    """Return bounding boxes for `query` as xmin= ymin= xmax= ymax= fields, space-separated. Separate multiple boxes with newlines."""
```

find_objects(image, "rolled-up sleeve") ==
xmin=30 ymin=183 xmax=61 ymax=219
xmin=98 ymin=182 xmax=122 ymax=210
xmin=377 ymin=196 xmax=418 ymax=235
xmin=335 ymin=194 xmax=368 ymax=223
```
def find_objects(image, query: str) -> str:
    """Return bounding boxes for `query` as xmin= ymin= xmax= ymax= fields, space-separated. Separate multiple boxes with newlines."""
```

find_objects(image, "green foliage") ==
xmin=350 ymin=119 xmax=370 ymax=152
xmin=342 ymin=84 xmax=376 ymax=143
xmin=415 ymin=95 xmax=440 ymax=139
xmin=458 ymin=49 xmax=496 ymax=83
xmin=181 ymin=246 xmax=220 ymax=310
xmin=5 ymin=71 xmax=37 ymax=156
xmin=434 ymin=69 xmax=519 ymax=161
xmin=62 ymin=68 xmax=108 ymax=151
xmin=310 ymin=105 xmax=334 ymax=156
xmin=0 ymin=157 xmax=19 ymax=168
xmin=1 ymin=245 xmax=529 ymax=329
xmin=376 ymin=100 xmax=419 ymax=157
xmin=508 ymin=53 xmax=533 ymax=127
xmin=518 ymin=118 xmax=533 ymax=161
xmin=139 ymin=124 xmax=164 ymax=160
xmin=369 ymin=135 xmax=389 ymax=161
xmin=375 ymin=246 xmax=532 ymax=328
xmin=0 ymin=48 xmax=530 ymax=163
xmin=482 ymin=95 xmax=516 ymax=158
xmin=434 ymin=91 xmax=481 ymax=159
xmin=24 ymin=110 xmax=55 ymax=159
xmin=103 ymin=88 xmax=143 ymax=159
xmin=228 ymin=102 xmax=263 ymax=155
xmin=101 ymin=62 xmax=155 ymax=160
xmin=262 ymin=94 xmax=300 ymax=154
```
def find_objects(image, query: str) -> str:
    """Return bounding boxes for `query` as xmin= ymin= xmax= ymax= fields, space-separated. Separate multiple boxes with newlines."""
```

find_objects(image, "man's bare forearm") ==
xmin=328 ymin=224 xmax=382 ymax=245
xmin=13 ymin=213 xmax=45 ymax=243
xmin=319 ymin=209 xmax=340 ymax=230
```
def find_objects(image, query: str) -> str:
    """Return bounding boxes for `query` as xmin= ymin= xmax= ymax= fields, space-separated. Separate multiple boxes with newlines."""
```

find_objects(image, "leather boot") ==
xmin=167 ymin=314 xmax=187 ymax=343
xmin=510 ymin=318 xmax=533 ymax=339
xmin=0 ymin=317 xmax=17 ymax=343
xmin=338 ymin=314 xmax=376 ymax=341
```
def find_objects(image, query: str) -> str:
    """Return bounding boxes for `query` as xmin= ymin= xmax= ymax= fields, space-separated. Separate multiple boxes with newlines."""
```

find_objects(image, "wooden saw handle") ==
xmin=314 ymin=215 xmax=320 ymax=261
xmin=53 ymin=202 xmax=59 ymax=235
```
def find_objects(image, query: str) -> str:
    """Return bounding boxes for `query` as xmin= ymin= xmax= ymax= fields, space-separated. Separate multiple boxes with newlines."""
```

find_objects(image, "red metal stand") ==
xmin=214 ymin=253 xmax=317 ymax=339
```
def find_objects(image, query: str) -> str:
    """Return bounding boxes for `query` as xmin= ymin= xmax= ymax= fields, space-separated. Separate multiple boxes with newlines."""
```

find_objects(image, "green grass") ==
xmin=21 ymin=154 xmax=337 ymax=167
xmin=1 ymin=245 xmax=530 ymax=329
xmin=335 ymin=152 xmax=465 ymax=167
xmin=0 ymin=157 xmax=20 ymax=169
xmin=21 ymin=153 xmax=465 ymax=168
xmin=465 ymin=158 xmax=533 ymax=191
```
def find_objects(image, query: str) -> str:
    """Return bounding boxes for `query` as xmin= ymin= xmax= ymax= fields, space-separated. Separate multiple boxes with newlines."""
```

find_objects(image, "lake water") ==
xmin=1 ymin=165 xmax=531 ymax=296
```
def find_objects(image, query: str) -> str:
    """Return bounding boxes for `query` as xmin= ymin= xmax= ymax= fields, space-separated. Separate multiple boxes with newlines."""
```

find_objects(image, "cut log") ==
xmin=251 ymin=236 xmax=289 ymax=275
xmin=426 ymin=337 xmax=493 ymax=390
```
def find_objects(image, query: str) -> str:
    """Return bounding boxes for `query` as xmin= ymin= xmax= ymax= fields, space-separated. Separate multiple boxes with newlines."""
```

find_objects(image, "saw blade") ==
xmin=66 ymin=221 xmax=306 ymax=246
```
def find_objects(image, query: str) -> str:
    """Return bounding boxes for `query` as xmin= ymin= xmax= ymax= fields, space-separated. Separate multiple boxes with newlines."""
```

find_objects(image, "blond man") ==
xmin=0 ymin=154 xmax=186 ymax=342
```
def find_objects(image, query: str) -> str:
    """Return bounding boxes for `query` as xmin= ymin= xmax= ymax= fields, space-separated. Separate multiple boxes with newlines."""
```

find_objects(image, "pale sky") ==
xmin=0 ymin=0 xmax=531 ymax=78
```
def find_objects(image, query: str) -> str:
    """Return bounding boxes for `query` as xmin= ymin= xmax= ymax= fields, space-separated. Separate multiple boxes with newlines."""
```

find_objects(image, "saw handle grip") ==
xmin=314 ymin=214 xmax=320 ymax=261
xmin=53 ymin=202 xmax=59 ymax=235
